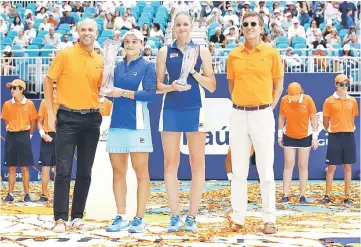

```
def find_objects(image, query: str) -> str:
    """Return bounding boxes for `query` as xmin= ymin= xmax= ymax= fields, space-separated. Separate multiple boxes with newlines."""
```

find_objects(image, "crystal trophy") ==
xmin=177 ymin=42 xmax=200 ymax=86
xmin=99 ymin=40 xmax=122 ymax=95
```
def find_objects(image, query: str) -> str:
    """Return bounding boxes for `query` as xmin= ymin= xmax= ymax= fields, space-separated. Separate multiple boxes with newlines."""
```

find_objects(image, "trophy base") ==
xmin=176 ymin=79 xmax=188 ymax=86
xmin=99 ymin=87 xmax=114 ymax=96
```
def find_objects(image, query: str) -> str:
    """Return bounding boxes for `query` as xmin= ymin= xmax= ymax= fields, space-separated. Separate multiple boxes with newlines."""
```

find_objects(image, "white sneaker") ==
xmin=70 ymin=218 xmax=92 ymax=231
xmin=53 ymin=219 xmax=67 ymax=233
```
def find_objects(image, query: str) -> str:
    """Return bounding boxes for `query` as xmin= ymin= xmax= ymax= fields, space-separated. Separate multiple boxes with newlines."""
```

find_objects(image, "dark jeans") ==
xmin=54 ymin=109 xmax=102 ymax=221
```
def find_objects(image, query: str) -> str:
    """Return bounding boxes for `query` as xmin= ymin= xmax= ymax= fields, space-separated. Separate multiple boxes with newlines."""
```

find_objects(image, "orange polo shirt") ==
xmin=38 ymin=99 xmax=59 ymax=132
xmin=99 ymin=97 xmax=113 ymax=116
xmin=47 ymin=44 xmax=104 ymax=110
xmin=280 ymin=94 xmax=317 ymax=139
xmin=227 ymin=42 xmax=284 ymax=106
xmin=1 ymin=97 xmax=38 ymax=132
xmin=323 ymin=92 xmax=359 ymax=133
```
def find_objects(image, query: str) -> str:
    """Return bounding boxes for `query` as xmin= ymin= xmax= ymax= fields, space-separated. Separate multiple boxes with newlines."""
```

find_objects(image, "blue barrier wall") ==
xmin=1 ymin=74 xmax=360 ymax=181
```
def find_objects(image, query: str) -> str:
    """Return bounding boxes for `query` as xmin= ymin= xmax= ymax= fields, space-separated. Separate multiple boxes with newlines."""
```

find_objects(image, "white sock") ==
xmin=117 ymin=214 xmax=128 ymax=221
xmin=9 ymin=193 xmax=14 ymax=197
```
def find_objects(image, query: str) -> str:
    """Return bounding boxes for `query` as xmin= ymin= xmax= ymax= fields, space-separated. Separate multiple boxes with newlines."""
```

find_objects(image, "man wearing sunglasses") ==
xmin=322 ymin=74 xmax=359 ymax=206
xmin=227 ymin=12 xmax=284 ymax=234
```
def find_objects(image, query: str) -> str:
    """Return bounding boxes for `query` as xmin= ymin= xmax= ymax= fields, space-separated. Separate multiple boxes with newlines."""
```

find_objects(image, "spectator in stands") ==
xmin=125 ymin=8 xmax=137 ymax=28
xmin=44 ymin=27 xmax=61 ymax=46
xmin=270 ymin=9 xmax=283 ymax=24
xmin=271 ymin=2 xmax=281 ymax=15
xmin=345 ymin=8 xmax=355 ymax=29
xmin=57 ymin=33 xmax=73 ymax=50
xmin=339 ymin=1 xmax=357 ymax=29
xmin=104 ymin=13 xmax=115 ymax=30
xmin=7 ymin=5 xmax=20 ymax=19
xmin=306 ymin=20 xmax=322 ymax=41
xmin=24 ymin=9 xmax=34 ymax=23
xmin=254 ymin=1 xmax=270 ymax=15
xmin=259 ymin=9 xmax=269 ymax=26
xmin=210 ymin=26 xmax=226 ymax=47
xmin=0 ymin=1 xmax=10 ymax=14
xmin=171 ymin=1 xmax=189 ymax=23
xmin=282 ymin=12 xmax=293 ymax=32
xmin=322 ymin=74 xmax=359 ymax=206
xmin=48 ymin=13 xmax=57 ymax=27
xmin=343 ymin=26 xmax=356 ymax=44
xmin=269 ymin=22 xmax=286 ymax=44
xmin=278 ymin=82 xmax=318 ymax=204
xmin=10 ymin=16 xmax=24 ymax=32
xmin=13 ymin=28 xmax=28 ymax=47
xmin=240 ymin=1 xmax=251 ymax=16
xmin=223 ymin=7 xmax=240 ymax=26
xmin=206 ymin=8 xmax=223 ymax=26
xmin=188 ymin=1 xmax=202 ymax=23
xmin=72 ymin=1 xmax=84 ymax=14
xmin=225 ymin=26 xmax=239 ymax=44
xmin=322 ymin=19 xmax=334 ymax=37
xmin=284 ymin=47 xmax=304 ymax=72
xmin=58 ymin=5 xmax=75 ymax=28
xmin=339 ymin=44 xmax=358 ymax=75
xmin=141 ymin=23 xmax=150 ymax=41
xmin=284 ymin=2 xmax=298 ymax=17
xmin=324 ymin=1 xmax=342 ymax=23
xmin=38 ymin=16 xmax=52 ymax=31
xmin=325 ymin=28 xmax=341 ymax=47
xmin=313 ymin=45 xmax=329 ymax=72
xmin=114 ymin=13 xmax=132 ymax=30
xmin=150 ymin=23 xmax=164 ymax=42
xmin=36 ymin=7 xmax=47 ymax=19
xmin=93 ymin=42 xmax=101 ymax=55
xmin=208 ymin=42 xmax=222 ymax=73
xmin=143 ymin=44 xmax=152 ymax=57
xmin=24 ymin=20 xmax=36 ymax=43
xmin=348 ymin=33 xmax=360 ymax=49
xmin=52 ymin=4 xmax=63 ymax=19
xmin=199 ymin=1 xmax=213 ymax=25
xmin=288 ymin=17 xmax=306 ymax=43
xmin=298 ymin=1 xmax=311 ymax=25
xmin=113 ymin=29 xmax=121 ymax=41
xmin=0 ymin=16 xmax=8 ymax=36
xmin=312 ymin=1 xmax=326 ymax=26
xmin=1 ymin=46 xmax=16 ymax=75
xmin=261 ymin=32 xmax=272 ymax=46
xmin=310 ymin=32 xmax=327 ymax=49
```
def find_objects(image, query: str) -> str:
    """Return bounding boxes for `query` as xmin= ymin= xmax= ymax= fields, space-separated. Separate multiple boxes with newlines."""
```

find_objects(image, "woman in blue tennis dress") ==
xmin=156 ymin=11 xmax=216 ymax=233
xmin=105 ymin=29 xmax=156 ymax=234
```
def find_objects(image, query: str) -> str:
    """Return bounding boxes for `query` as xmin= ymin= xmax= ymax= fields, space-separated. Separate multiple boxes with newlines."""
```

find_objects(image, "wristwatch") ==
xmin=122 ymin=91 xmax=127 ymax=97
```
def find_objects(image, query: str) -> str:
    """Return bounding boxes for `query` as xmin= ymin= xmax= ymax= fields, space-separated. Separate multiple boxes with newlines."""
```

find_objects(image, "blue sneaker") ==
xmin=105 ymin=215 xmax=130 ymax=232
xmin=24 ymin=194 xmax=32 ymax=202
xmin=321 ymin=195 xmax=332 ymax=204
xmin=4 ymin=193 xmax=14 ymax=202
xmin=167 ymin=215 xmax=183 ymax=233
xmin=184 ymin=215 xmax=197 ymax=233
xmin=39 ymin=194 xmax=48 ymax=202
xmin=281 ymin=195 xmax=289 ymax=203
xmin=128 ymin=217 xmax=146 ymax=233
xmin=299 ymin=196 xmax=308 ymax=204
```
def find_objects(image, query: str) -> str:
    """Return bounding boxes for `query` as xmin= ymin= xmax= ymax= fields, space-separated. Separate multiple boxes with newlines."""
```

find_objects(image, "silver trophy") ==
xmin=177 ymin=42 xmax=200 ymax=86
xmin=99 ymin=40 xmax=122 ymax=95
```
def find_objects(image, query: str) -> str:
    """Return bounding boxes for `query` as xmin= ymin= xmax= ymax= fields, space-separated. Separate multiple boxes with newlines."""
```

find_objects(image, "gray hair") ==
xmin=242 ymin=11 xmax=264 ymax=29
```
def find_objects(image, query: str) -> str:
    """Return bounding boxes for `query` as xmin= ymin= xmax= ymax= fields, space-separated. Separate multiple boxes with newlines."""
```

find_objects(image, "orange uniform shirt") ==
xmin=38 ymin=99 xmax=59 ymax=132
xmin=280 ymin=94 xmax=317 ymax=139
xmin=323 ymin=92 xmax=359 ymax=133
xmin=1 ymin=97 xmax=38 ymax=132
xmin=47 ymin=44 xmax=104 ymax=110
xmin=99 ymin=97 xmax=113 ymax=117
xmin=227 ymin=42 xmax=284 ymax=106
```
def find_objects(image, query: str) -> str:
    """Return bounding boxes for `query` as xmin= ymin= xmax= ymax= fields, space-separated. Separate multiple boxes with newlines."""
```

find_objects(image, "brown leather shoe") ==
xmin=262 ymin=222 xmax=277 ymax=234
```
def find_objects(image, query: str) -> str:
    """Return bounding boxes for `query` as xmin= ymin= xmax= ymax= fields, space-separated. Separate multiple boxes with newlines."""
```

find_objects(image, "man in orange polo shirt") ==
xmin=322 ymin=74 xmax=359 ymax=206
xmin=1 ymin=79 xmax=37 ymax=203
xmin=43 ymin=18 xmax=103 ymax=233
xmin=227 ymin=12 xmax=284 ymax=234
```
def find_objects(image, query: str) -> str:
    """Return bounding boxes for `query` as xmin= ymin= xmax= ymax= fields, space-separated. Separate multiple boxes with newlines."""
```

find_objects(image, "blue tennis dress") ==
xmin=159 ymin=41 xmax=207 ymax=132
xmin=106 ymin=57 xmax=156 ymax=153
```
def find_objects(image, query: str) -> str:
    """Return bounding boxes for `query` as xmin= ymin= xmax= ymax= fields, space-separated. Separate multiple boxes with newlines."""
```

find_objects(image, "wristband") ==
xmin=39 ymin=129 xmax=45 ymax=137
xmin=312 ymin=132 xmax=318 ymax=140
xmin=278 ymin=129 xmax=283 ymax=138
xmin=227 ymin=173 xmax=233 ymax=181
xmin=30 ymin=135 xmax=33 ymax=139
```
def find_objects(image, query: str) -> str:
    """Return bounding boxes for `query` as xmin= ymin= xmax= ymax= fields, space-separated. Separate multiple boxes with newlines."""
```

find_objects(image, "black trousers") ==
xmin=54 ymin=109 xmax=102 ymax=221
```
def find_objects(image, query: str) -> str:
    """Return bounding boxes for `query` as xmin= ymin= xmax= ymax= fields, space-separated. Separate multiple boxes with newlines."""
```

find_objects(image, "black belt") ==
xmin=59 ymin=105 xmax=99 ymax=114
xmin=233 ymin=104 xmax=271 ymax=111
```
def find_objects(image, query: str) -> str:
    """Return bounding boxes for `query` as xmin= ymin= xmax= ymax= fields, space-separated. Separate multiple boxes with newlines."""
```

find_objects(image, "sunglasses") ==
xmin=10 ymin=86 xmax=22 ymax=90
xmin=338 ymin=82 xmax=350 ymax=87
xmin=242 ymin=22 xmax=257 ymax=28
